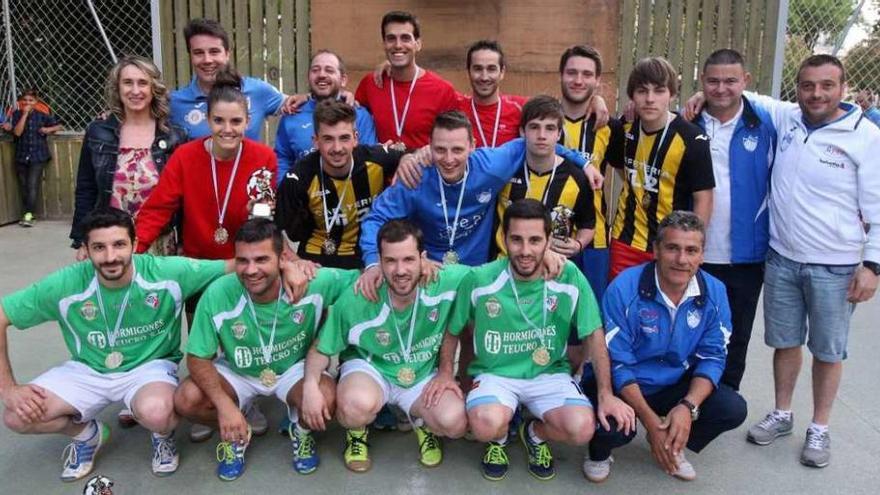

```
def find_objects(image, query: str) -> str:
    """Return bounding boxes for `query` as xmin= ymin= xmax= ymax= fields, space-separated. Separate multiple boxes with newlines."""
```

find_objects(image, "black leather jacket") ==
xmin=70 ymin=114 xmax=187 ymax=247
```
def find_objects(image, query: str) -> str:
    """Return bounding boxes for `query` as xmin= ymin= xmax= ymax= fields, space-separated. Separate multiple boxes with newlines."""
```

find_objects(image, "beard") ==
xmin=510 ymin=254 xmax=543 ymax=279
xmin=95 ymin=256 xmax=133 ymax=282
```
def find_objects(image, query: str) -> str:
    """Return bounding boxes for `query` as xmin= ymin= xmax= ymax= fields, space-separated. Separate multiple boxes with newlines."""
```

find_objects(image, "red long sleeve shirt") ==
xmin=135 ymin=137 xmax=277 ymax=259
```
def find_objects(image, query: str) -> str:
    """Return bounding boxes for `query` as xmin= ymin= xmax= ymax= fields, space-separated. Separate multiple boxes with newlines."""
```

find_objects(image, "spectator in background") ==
xmin=854 ymin=89 xmax=880 ymax=128
xmin=5 ymin=88 xmax=62 ymax=227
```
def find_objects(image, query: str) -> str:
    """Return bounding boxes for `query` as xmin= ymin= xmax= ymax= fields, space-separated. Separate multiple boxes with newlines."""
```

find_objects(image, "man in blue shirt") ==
xmin=170 ymin=18 xmax=291 ymax=140
xmin=274 ymin=50 xmax=377 ymax=184
xmin=580 ymin=211 xmax=746 ymax=483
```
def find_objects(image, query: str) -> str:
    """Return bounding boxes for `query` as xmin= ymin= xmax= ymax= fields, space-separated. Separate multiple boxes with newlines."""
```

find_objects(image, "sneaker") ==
xmin=800 ymin=429 xmax=831 ymax=468
xmin=395 ymin=406 xmax=413 ymax=432
xmin=118 ymin=408 xmax=137 ymax=429
xmin=278 ymin=416 xmax=292 ymax=436
xmin=344 ymin=429 xmax=371 ymax=472
xmin=245 ymin=404 xmax=268 ymax=436
xmin=508 ymin=406 xmax=523 ymax=439
xmin=216 ymin=429 xmax=251 ymax=481
xmin=671 ymin=451 xmax=696 ymax=481
xmin=747 ymin=411 xmax=793 ymax=445
xmin=189 ymin=423 xmax=214 ymax=443
xmin=480 ymin=442 xmax=509 ymax=481
xmin=519 ymin=419 xmax=555 ymax=480
xmin=373 ymin=405 xmax=398 ymax=431
xmin=414 ymin=425 xmax=442 ymax=467
xmin=582 ymin=455 xmax=613 ymax=483
xmin=60 ymin=420 xmax=110 ymax=482
xmin=289 ymin=424 xmax=319 ymax=474
xmin=151 ymin=433 xmax=179 ymax=477
xmin=20 ymin=212 xmax=34 ymax=228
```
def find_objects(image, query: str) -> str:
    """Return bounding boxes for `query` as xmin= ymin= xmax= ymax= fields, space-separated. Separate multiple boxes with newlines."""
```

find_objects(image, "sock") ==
xmin=527 ymin=421 xmax=544 ymax=444
xmin=151 ymin=431 xmax=172 ymax=440
xmin=411 ymin=417 xmax=425 ymax=428
xmin=808 ymin=422 xmax=828 ymax=434
xmin=492 ymin=432 xmax=509 ymax=446
xmin=73 ymin=420 xmax=98 ymax=441
xmin=349 ymin=427 xmax=367 ymax=436
xmin=294 ymin=422 xmax=310 ymax=435
xmin=773 ymin=409 xmax=792 ymax=419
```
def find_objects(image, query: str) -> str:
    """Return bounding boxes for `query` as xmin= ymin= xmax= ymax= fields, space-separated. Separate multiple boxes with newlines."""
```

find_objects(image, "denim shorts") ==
xmin=763 ymin=249 xmax=856 ymax=362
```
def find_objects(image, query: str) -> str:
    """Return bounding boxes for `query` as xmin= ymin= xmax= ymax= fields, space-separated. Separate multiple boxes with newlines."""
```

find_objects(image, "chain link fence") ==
xmin=0 ymin=0 xmax=153 ymax=132
xmin=781 ymin=0 xmax=880 ymax=106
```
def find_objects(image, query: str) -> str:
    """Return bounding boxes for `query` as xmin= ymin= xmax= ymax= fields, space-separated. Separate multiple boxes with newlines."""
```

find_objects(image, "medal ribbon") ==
xmin=94 ymin=265 xmax=137 ymax=350
xmin=471 ymin=96 xmax=502 ymax=147
xmin=319 ymin=156 xmax=355 ymax=237
xmin=506 ymin=265 xmax=548 ymax=349
xmin=438 ymin=168 xmax=469 ymax=251
xmin=389 ymin=287 xmax=420 ymax=364
xmin=209 ymin=140 xmax=243 ymax=229
xmin=390 ymin=67 xmax=420 ymax=140
xmin=244 ymin=283 xmax=284 ymax=368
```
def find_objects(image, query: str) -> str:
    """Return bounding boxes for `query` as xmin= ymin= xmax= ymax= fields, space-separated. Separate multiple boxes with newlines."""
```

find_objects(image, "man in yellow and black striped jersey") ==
xmin=606 ymin=57 xmax=714 ymax=279
xmin=275 ymin=99 xmax=406 ymax=269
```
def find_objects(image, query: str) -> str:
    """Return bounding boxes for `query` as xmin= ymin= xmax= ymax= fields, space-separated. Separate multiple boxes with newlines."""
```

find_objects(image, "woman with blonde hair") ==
xmin=71 ymin=55 xmax=187 ymax=257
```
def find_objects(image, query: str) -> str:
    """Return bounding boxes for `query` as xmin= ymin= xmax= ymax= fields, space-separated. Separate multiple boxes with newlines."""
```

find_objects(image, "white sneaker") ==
xmin=189 ymin=423 xmax=214 ymax=443
xmin=61 ymin=421 xmax=110 ymax=482
xmin=582 ymin=454 xmax=613 ymax=483
xmin=151 ymin=433 xmax=179 ymax=476
xmin=672 ymin=451 xmax=696 ymax=481
xmin=246 ymin=403 xmax=268 ymax=436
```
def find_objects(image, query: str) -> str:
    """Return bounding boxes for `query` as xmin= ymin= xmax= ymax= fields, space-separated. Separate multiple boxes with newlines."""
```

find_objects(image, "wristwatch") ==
xmin=863 ymin=261 xmax=880 ymax=276
xmin=677 ymin=399 xmax=700 ymax=421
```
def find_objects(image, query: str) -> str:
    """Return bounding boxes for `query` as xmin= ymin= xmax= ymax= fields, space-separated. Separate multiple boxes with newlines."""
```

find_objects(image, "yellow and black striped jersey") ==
xmin=559 ymin=115 xmax=625 ymax=249
xmin=607 ymin=114 xmax=714 ymax=252
xmin=275 ymin=145 xmax=404 ymax=268
xmin=494 ymin=157 xmax=595 ymax=257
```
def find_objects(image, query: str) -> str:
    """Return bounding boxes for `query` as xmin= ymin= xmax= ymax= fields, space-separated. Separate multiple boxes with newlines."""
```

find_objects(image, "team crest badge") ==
xmin=375 ymin=328 xmax=391 ymax=346
xmin=428 ymin=308 xmax=439 ymax=322
xmin=80 ymin=301 xmax=98 ymax=321
xmin=742 ymin=134 xmax=758 ymax=152
xmin=185 ymin=108 xmax=205 ymax=125
xmin=545 ymin=295 xmax=558 ymax=312
xmin=292 ymin=310 xmax=305 ymax=324
xmin=485 ymin=297 xmax=502 ymax=318
xmin=232 ymin=321 xmax=248 ymax=339
xmin=144 ymin=293 xmax=159 ymax=309
xmin=686 ymin=309 xmax=702 ymax=329
xmin=478 ymin=190 xmax=492 ymax=204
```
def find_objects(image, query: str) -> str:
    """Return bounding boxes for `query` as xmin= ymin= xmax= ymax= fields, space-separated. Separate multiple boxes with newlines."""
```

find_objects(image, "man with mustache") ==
xmin=304 ymin=219 xmax=469 ymax=472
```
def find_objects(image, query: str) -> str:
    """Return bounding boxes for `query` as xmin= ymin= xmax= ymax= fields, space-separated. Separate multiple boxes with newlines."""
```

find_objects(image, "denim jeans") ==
xmin=15 ymin=160 xmax=46 ymax=213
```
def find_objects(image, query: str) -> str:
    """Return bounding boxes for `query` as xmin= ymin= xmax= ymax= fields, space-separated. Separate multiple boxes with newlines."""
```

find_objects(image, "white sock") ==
xmin=808 ymin=422 xmax=828 ymax=434
xmin=411 ymin=417 xmax=425 ymax=428
xmin=528 ymin=421 xmax=544 ymax=444
xmin=151 ymin=431 xmax=172 ymax=439
xmin=492 ymin=432 xmax=508 ymax=446
xmin=73 ymin=420 xmax=97 ymax=441
xmin=773 ymin=409 xmax=792 ymax=419
xmin=294 ymin=422 xmax=310 ymax=435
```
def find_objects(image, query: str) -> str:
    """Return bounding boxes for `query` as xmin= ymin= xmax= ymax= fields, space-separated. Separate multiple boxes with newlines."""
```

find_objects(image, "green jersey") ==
xmin=317 ymin=265 xmax=469 ymax=387
xmin=1 ymin=255 xmax=225 ymax=373
xmin=187 ymin=268 xmax=357 ymax=378
xmin=449 ymin=259 xmax=601 ymax=379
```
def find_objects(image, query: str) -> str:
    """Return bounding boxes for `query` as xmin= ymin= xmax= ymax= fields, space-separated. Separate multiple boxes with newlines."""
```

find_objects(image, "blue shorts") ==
xmin=763 ymin=249 xmax=856 ymax=362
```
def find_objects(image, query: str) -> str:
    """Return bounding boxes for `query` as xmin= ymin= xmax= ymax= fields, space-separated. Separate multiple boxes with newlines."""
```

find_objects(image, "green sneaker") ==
xmin=344 ymin=428 xmax=371 ymax=472
xmin=480 ymin=442 xmax=509 ymax=481
xmin=20 ymin=212 xmax=34 ymax=227
xmin=414 ymin=425 xmax=442 ymax=467
xmin=519 ymin=419 xmax=555 ymax=480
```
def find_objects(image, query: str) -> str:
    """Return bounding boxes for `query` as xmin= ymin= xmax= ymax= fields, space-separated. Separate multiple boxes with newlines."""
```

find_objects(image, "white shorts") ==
xmin=31 ymin=359 xmax=178 ymax=423
xmin=466 ymin=373 xmax=592 ymax=420
xmin=215 ymin=359 xmax=310 ymax=422
xmin=339 ymin=359 xmax=434 ymax=416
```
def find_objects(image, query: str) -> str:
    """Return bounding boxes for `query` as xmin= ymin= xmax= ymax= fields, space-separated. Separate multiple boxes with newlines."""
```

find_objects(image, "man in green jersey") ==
xmin=305 ymin=219 xmax=469 ymax=472
xmin=0 ymin=208 xmax=230 ymax=482
xmin=444 ymin=199 xmax=634 ymax=481
xmin=175 ymin=218 xmax=357 ymax=480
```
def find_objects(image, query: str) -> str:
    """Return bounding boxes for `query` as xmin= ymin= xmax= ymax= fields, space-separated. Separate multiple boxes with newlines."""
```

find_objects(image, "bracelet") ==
xmin=574 ymin=239 xmax=584 ymax=252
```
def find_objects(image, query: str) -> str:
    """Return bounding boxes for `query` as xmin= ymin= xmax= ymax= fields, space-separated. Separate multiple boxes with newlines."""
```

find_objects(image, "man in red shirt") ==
xmin=355 ymin=11 xmax=458 ymax=150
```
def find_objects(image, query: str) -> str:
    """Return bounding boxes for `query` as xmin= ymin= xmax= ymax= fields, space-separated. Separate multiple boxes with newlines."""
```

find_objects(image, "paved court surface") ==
xmin=0 ymin=221 xmax=878 ymax=494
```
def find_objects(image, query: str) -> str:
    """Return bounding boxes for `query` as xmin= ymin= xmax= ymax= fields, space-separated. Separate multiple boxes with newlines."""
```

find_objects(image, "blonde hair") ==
xmin=105 ymin=56 xmax=171 ymax=132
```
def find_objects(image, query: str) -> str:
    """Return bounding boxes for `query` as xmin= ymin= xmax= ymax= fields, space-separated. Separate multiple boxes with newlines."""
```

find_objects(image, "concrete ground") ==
xmin=0 ymin=221 xmax=878 ymax=494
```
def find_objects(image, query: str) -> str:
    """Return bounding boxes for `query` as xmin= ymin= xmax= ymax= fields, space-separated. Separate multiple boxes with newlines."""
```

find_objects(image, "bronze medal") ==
xmin=641 ymin=191 xmax=653 ymax=209
xmin=259 ymin=368 xmax=278 ymax=387
xmin=322 ymin=237 xmax=337 ymax=255
xmin=442 ymin=250 xmax=460 ymax=265
xmin=397 ymin=366 xmax=416 ymax=386
xmin=105 ymin=351 xmax=124 ymax=370
xmin=214 ymin=226 xmax=229 ymax=245
xmin=531 ymin=346 xmax=551 ymax=366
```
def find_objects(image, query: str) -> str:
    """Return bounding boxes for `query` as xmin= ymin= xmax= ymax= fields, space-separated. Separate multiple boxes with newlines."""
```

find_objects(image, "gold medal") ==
xmin=442 ymin=250 xmax=460 ymax=265
xmin=397 ymin=366 xmax=416 ymax=386
xmin=105 ymin=351 xmax=124 ymax=370
xmin=214 ymin=226 xmax=229 ymax=245
xmin=531 ymin=346 xmax=551 ymax=366
xmin=322 ymin=237 xmax=337 ymax=255
xmin=641 ymin=191 xmax=653 ymax=209
xmin=259 ymin=368 xmax=278 ymax=387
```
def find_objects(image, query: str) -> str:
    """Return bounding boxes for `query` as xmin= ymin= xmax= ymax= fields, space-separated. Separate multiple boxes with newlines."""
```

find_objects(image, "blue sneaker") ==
xmin=151 ymin=432 xmax=179 ymax=477
xmin=519 ymin=419 xmax=555 ymax=480
xmin=216 ymin=429 xmax=251 ymax=481
xmin=289 ymin=423 xmax=319 ymax=474
xmin=61 ymin=420 xmax=110 ymax=482
xmin=373 ymin=405 xmax=398 ymax=431
xmin=278 ymin=416 xmax=292 ymax=435
xmin=508 ymin=406 xmax=523 ymax=439
xmin=481 ymin=441 xmax=509 ymax=480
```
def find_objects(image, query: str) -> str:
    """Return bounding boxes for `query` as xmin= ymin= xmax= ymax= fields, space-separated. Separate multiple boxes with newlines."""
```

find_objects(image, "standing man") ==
xmin=171 ymin=18 xmax=292 ymax=140
xmin=742 ymin=55 xmax=880 ymax=468
xmin=0 ymin=208 xmax=229 ymax=481
xmin=444 ymin=199 xmax=633 ymax=481
xmin=175 ymin=219 xmax=356 ymax=480
xmin=306 ymin=219 xmax=469 ymax=472
xmin=274 ymin=50 xmax=378 ymax=183
xmin=355 ymin=11 xmax=459 ymax=150
xmin=583 ymin=211 xmax=746 ymax=482
xmin=691 ymin=49 xmax=776 ymax=390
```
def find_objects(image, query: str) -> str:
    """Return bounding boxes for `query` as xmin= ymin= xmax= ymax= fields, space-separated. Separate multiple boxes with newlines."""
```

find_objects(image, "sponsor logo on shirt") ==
xmin=233 ymin=346 xmax=253 ymax=368
xmin=695 ymin=134 xmax=709 ymax=141
xmin=742 ymin=134 xmax=758 ymax=152
xmin=375 ymin=328 xmax=391 ymax=346
xmin=87 ymin=331 xmax=107 ymax=349
xmin=292 ymin=310 xmax=305 ymax=324
xmin=477 ymin=191 xmax=493 ymax=204
xmin=686 ymin=309 xmax=702 ymax=329
xmin=232 ymin=321 xmax=248 ymax=339
xmin=639 ymin=307 xmax=659 ymax=334
xmin=80 ymin=300 xmax=98 ymax=321
xmin=485 ymin=297 xmax=502 ymax=318
xmin=484 ymin=330 xmax=502 ymax=354
xmin=145 ymin=292 xmax=160 ymax=309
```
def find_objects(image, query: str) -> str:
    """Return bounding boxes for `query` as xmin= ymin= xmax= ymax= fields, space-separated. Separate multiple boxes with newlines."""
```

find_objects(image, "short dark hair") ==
xmin=466 ymin=40 xmax=505 ymax=70
xmin=381 ymin=11 xmax=420 ymax=39
xmin=432 ymin=110 xmax=473 ymax=139
xmin=627 ymin=57 xmax=678 ymax=98
xmin=559 ymin=44 xmax=603 ymax=77
xmin=503 ymin=199 xmax=551 ymax=236
xmin=703 ymin=48 xmax=745 ymax=73
xmin=313 ymin=98 xmax=356 ymax=132
xmin=234 ymin=218 xmax=284 ymax=255
xmin=797 ymin=54 xmax=846 ymax=84
xmin=311 ymin=49 xmax=346 ymax=75
xmin=81 ymin=207 xmax=136 ymax=244
xmin=207 ymin=66 xmax=247 ymax=115
xmin=377 ymin=219 xmax=425 ymax=255
xmin=20 ymin=87 xmax=39 ymax=99
xmin=655 ymin=210 xmax=705 ymax=246
xmin=183 ymin=18 xmax=230 ymax=52
xmin=519 ymin=95 xmax=564 ymax=131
